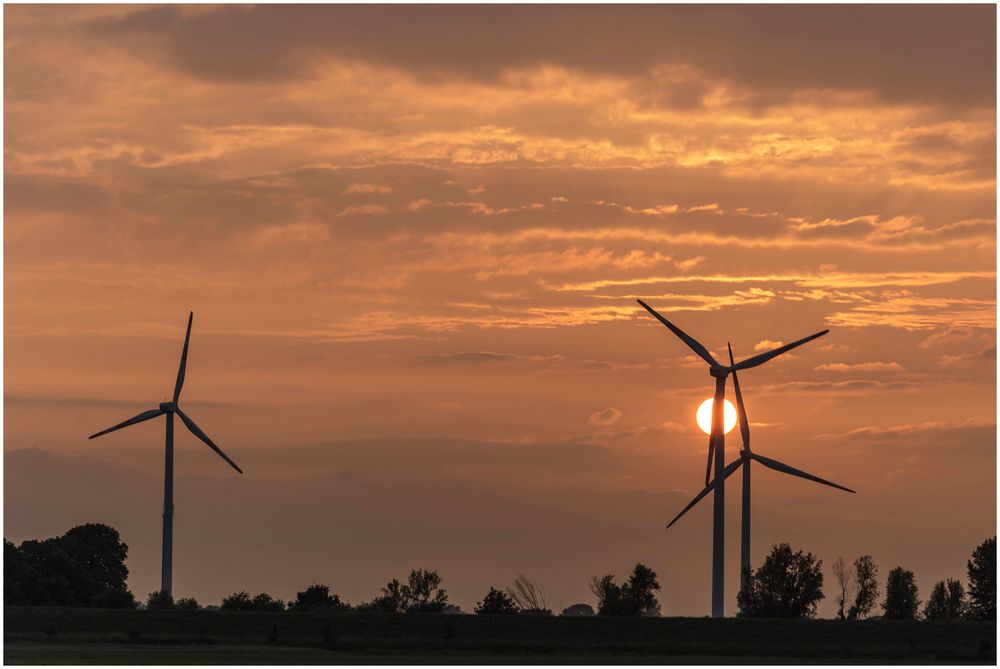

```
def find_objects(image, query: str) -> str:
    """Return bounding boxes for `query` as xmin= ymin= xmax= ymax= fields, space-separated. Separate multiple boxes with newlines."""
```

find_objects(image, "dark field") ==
xmin=4 ymin=607 xmax=996 ymax=664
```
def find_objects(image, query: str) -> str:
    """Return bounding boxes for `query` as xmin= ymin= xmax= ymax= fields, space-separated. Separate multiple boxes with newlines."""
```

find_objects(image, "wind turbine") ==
xmin=667 ymin=342 xmax=856 ymax=602
xmin=636 ymin=299 xmax=828 ymax=617
xmin=88 ymin=312 xmax=242 ymax=595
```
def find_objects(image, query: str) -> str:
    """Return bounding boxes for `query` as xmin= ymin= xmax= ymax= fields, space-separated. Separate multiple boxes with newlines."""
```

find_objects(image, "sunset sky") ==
xmin=4 ymin=5 xmax=996 ymax=616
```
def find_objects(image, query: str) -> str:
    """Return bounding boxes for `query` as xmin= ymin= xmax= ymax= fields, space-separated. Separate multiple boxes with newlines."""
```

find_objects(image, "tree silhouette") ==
xmin=738 ymin=543 xmax=824 ymax=618
xmin=251 ymin=592 xmax=286 ymax=612
xmin=832 ymin=557 xmax=854 ymax=619
xmin=4 ymin=524 xmax=132 ymax=607
xmin=883 ymin=566 xmax=919 ymax=620
xmin=175 ymin=597 xmax=199 ymax=610
xmin=366 ymin=570 xmax=448 ymax=613
xmin=966 ymin=536 xmax=996 ymax=620
xmin=590 ymin=564 xmax=661 ymax=616
xmin=923 ymin=579 xmax=966 ymax=620
xmin=405 ymin=569 xmax=448 ymax=613
xmin=221 ymin=591 xmax=254 ymax=611
xmin=474 ymin=587 xmax=519 ymax=615
xmin=848 ymin=555 xmax=879 ymax=620
xmin=146 ymin=590 xmax=175 ymax=610
xmin=289 ymin=584 xmax=345 ymax=612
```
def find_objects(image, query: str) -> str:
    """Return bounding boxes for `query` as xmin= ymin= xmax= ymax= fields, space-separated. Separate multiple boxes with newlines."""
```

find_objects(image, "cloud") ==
xmin=755 ymin=339 xmax=784 ymax=351
xmin=814 ymin=362 xmax=905 ymax=373
xmin=589 ymin=406 xmax=622 ymax=427
xmin=343 ymin=183 xmax=393 ymax=194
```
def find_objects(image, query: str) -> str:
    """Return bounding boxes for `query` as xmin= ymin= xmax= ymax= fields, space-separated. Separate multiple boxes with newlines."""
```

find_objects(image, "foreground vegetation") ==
xmin=5 ymin=606 xmax=996 ymax=665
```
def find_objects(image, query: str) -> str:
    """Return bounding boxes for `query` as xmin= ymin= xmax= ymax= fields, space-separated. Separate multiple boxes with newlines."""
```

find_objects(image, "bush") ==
xmin=883 ymin=567 xmax=919 ymax=620
xmin=175 ymin=597 xmax=199 ymax=610
xmin=475 ymin=587 xmax=519 ymax=615
xmin=289 ymin=584 xmax=345 ymax=612
xmin=738 ymin=543 xmax=824 ymax=618
xmin=146 ymin=590 xmax=175 ymax=610
xmin=91 ymin=588 xmax=137 ymax=609
xmin=561 ymin=603 xmax=595 ymax=616
xmin=590 ymin=564 xmax=661 ymax=616
xmin=252 ymin=592 xmax=286 ymax=612
xmin=221 ymin=591 xmax=254 ymax=611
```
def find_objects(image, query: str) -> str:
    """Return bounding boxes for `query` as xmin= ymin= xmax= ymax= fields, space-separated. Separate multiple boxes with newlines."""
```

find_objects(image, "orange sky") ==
xmin=4 ymin=5 xmax=996 ymax=616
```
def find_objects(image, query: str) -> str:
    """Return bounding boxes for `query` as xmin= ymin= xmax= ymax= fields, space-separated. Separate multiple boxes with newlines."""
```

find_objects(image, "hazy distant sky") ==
xmin=5 ymin=5 xmax=996 ymax=616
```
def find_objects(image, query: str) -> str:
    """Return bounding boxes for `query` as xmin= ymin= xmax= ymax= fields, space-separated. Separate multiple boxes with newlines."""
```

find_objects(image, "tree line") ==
xmin=5 ymin=524 xmax=995 ymax=620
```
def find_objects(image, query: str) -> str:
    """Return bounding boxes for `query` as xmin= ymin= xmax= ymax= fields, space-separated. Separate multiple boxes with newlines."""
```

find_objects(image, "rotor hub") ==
xmin=159 ymin=402 xmax=176 ymax=412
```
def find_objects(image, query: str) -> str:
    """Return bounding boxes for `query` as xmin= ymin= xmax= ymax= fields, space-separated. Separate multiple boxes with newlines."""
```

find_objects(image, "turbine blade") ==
xmin=728 ymin=343 xmax=751 ymax=452
xmin=88 ymin=408 xmax=164 ymax=439
xmin=175 ymin=408 xmax=243 ymax=474
xmin=732 ymin=329 xmax=829 ymax=371
xmin=172 ymin=312 xmax=193 ymax=403
xmin=667 ymin=458 xmax=743 ymax=528
xmin=636 ymin=300 xmax=719 ymax=367
xmin=751 ymin=452 xmax=855 ymax=494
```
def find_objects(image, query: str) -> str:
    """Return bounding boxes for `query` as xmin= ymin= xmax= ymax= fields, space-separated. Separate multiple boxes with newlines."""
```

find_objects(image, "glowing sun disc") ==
xmin=696 ymin=398 xmax=737 ymax=435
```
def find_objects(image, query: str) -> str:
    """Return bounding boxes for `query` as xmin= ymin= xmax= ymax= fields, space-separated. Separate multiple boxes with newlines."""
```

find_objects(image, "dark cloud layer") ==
xmin=94 ymin=5 xmax=996 ymax=106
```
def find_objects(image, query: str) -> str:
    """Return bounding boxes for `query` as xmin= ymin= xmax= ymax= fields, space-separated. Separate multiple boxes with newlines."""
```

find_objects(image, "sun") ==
xmin=696 ymin=398 xmax=737 ymax=435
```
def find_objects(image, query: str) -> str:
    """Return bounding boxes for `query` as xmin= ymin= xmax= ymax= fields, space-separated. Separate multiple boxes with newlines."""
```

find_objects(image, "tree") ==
xmin=590 ymin=574 xmax=623 ymax=615
xmin=590 ymin=564 xmax=662 ymax=616
xmin=252 ymin=592 xmax=286 ymax=612
xmin=4 ymin=524 xmax=132 ymax=607
xmin=832 ymin=557 xmax=854 ymax=619
xmin=146 ymin=590 xmax=175 ymax=610
xmin=848 ymin=555 xmax=879 ymax=620
xmin=175 ymin=597 xmax=199 ymax=610
xmin=405 ymin=569 xmax=448 ymax=613
xmin=966 ymin=536 xmax=996 ymax=620
xmin=475 ymin=587 xmax=519 ymax=615
xmin=738 ymin=543 xmax=824 ymax=618
xmin=561 ymin=603 xmax=595 ymax=616
xmin=507 ymin=574 xmax=552 ymax=615
xmin=924 ymin=579 xmax=966 ymax=620
xmin=883 ymin=566 xmax=919 ymax=620
xmin=366 ymin=570 xmax=449 ymax=613
xmin=624 ymin=564 xmax=662 ymax=616
xmin=221 ymin=591 xmax=254 ymax=611
xmin=289 ymin=584 xmax=345 ymax=612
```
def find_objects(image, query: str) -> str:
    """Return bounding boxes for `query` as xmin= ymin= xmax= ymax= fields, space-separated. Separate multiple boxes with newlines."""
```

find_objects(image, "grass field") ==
xmin=4 ymin=606 xmax=996 ymax=664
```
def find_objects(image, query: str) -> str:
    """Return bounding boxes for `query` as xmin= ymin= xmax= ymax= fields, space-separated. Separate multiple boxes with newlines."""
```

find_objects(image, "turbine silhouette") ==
xmin=88 ymin=312 xmax=242 ymax=595
xmin=636 ymin=299 xmax=828 ymax=617
xmin=666 ymin=342 xmax=856 ymax=601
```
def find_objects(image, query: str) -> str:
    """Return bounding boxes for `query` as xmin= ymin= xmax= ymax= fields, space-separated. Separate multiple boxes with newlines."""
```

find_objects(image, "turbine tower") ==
xmin=667 ymin=342 xmax=856 ymax=602
xmin=636 ymin=299 xmax=828 ymax=617
xmin=88 ymin=312 xmax=242 ymax=595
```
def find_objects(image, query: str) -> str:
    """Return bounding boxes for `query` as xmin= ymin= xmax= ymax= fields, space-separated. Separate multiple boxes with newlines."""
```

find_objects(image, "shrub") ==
xmin=91 ymin=588 xmax=137 ymax=609
xmin=221 ymin=591 xmax=254 ymax=611
xmin=175 ymin=597 xmax=199 ymax=610
xmin=475 ymin=587 xmax=519 ymax=615
xmin=146 ymin=589 xmax=175 ymax=610
xmin=561 ymin=603 xmax=595 ymax=617
xmin=289 ymin=584 xmax=345 ymax=612
xmin=252 ymin=592 xmax=286 ymax=612
xmin=590 ymin=564 xmax=662 ymax=616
